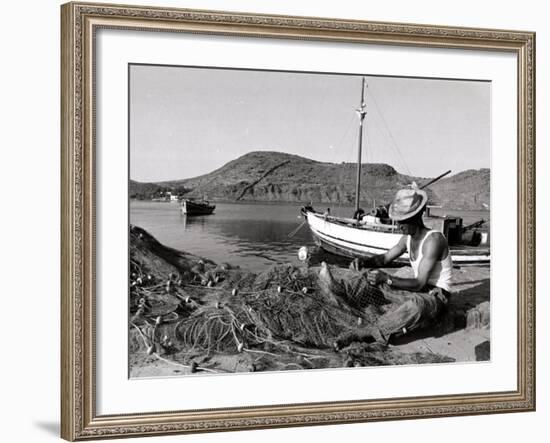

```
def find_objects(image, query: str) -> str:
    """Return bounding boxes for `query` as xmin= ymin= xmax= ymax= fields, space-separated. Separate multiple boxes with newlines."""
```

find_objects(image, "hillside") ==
xmin=130 ymin=151 xmax=490 ymax=210
xmin=430 ymin=168 xmax=490 ymax=210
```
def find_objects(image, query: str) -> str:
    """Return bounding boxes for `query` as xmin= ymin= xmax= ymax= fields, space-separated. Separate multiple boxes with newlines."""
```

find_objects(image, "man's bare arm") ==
xmin=377 ymin=234 xmax=443 ymax=291
xmin=360 ymin=236 xmax=407 ymax=268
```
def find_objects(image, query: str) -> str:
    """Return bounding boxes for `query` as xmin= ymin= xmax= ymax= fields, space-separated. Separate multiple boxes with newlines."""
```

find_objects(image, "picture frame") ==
xmin=61 ymin=1 xmax=536 ymax=440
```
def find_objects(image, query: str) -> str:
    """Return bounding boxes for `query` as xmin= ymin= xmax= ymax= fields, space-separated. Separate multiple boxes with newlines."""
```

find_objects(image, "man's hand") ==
xmin=367 ymin=270 xmax=388 ymax=286
xmin=351 ymin=236 xmax=408 ymax=271
xmin=349 ymin=258 xmax=364 ymax=271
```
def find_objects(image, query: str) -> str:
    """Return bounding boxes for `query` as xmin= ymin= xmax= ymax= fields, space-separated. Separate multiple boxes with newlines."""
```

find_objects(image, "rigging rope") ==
xmin=366 ymin=87 xmax=413 ymax=176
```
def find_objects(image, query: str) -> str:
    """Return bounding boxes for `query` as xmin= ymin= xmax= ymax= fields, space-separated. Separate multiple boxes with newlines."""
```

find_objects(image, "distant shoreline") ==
xmin=129 ymin=198 xmax=490 ymax=214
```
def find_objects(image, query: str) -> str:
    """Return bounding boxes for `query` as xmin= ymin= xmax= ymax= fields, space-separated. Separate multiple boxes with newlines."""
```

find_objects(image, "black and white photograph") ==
xmin=128 ymin=64 xmax=491 ymax=378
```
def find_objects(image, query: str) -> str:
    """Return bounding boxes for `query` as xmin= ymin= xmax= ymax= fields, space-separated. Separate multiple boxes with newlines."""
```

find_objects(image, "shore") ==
xmin=129 ymin=225 xmax=490 ymax=378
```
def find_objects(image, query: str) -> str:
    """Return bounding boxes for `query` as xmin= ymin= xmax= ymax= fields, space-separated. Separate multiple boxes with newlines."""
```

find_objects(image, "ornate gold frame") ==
xmin=61 ymin=2 xmax=536 ymax=440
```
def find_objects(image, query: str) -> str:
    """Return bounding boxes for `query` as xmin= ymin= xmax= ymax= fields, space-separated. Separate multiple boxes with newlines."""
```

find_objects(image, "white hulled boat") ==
xmin=301 ymin=78 xmax=490 ymax=265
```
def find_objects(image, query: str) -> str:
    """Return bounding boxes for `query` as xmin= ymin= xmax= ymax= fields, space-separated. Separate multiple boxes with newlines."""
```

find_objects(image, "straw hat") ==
xmin=388 ymin=187 xmax=428 ymax=221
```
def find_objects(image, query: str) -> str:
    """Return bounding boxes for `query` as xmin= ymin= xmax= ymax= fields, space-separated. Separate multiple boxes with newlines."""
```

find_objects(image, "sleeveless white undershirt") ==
xmin=407 ymin=230 xmax=453 ymax=292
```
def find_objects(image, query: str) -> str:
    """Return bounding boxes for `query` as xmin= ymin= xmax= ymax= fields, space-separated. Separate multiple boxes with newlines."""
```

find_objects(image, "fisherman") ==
xmin=352 ymin=207 xmax=365 ymax=221
xmin=335 ymin=186 xmax=453 ymax=348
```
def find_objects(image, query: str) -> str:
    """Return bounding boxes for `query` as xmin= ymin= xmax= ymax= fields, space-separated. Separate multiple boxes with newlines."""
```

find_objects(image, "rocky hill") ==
xmin=131 ymin=151 xmax=490 ymax=210
xmin=429 ymin=168 xmax=490 ymax=210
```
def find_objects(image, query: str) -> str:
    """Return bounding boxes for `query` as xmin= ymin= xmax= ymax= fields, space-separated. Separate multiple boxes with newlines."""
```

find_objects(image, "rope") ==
xmin=366 ymin=87 xmax=412 ymax=176
xmin=287 ymin=220 xmax=307 ymax=238
xmin=130 ymin=322 xmax=222 ymax=374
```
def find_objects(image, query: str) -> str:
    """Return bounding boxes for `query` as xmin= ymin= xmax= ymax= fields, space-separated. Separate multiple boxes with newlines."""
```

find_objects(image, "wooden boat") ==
xmin=301 ymin=207 xmax=490 ymax=264
xmin=181 ymin=199 xmax=216 ymax=216
xmin=301 ymin=78 xmax=490 ymax=265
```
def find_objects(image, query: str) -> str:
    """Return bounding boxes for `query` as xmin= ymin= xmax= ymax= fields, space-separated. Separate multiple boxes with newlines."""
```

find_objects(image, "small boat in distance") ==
xmin=301 ymin=77 xmax=490 ymax=265
xmin=181 ymin=198 xmax=216 ymax=216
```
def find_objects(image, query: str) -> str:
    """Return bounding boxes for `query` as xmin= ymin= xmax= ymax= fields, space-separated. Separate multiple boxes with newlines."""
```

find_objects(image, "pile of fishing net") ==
xmin=175 ymin=264 xmax=359 ymax=354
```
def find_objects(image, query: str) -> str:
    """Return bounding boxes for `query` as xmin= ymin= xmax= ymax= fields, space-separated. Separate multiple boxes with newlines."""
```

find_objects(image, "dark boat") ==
xmin=181 ymin=199 xmax=216 ymax=216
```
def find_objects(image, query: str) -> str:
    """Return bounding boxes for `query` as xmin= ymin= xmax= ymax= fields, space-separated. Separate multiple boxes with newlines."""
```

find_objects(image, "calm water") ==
xmin=130 ymin=201 xmax=318 ymax=271
xmin=130 ymin=201 xmax=489 ymax=272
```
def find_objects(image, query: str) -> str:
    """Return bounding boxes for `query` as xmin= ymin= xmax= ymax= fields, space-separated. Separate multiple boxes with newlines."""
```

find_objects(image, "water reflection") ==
xmin=180 ymin=214 xmax=209 ymax=230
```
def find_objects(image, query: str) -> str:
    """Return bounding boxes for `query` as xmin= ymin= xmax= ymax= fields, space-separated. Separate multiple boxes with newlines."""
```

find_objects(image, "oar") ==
xmin=374 ymin=169 xmax=452 ymax=215
xmin=287 ymin=220 xmax=307 ymax=238
xmin=420 ymin=170 xmax=452 ymax=190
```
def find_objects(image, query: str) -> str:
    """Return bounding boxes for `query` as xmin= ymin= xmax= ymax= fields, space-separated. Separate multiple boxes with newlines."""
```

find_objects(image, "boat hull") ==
xmin=303 ymin=209 xmax=490 ymax=265
xmin=182 ymin=200 xmax=216 ymax=216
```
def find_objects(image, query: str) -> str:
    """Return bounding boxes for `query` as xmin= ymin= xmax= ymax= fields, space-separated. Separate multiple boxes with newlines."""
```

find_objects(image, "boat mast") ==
xmin=354 ymin=77 xmax=367 ymax=212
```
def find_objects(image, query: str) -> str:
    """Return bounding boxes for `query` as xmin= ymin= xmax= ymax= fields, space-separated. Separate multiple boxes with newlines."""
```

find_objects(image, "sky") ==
xmin=129 ymin=64 xmax=490 ymax=182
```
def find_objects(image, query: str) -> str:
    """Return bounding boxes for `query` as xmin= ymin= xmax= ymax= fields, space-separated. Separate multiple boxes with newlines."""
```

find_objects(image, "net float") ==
xmin=297 ymin=246 xmax=309 ymax=261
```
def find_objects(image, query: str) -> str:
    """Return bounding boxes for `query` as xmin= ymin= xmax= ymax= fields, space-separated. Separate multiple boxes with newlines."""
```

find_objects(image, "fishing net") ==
xmin=175 ymin=266 xmax=358 ymax=354
xmin=343 ymin=275 xmax=389 ymax=309
xmin=130 ymin=236 xmax=362 ymax=359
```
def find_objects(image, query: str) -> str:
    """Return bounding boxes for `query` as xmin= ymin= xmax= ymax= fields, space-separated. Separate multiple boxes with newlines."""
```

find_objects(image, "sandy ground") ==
xmin=130 ymin=263 xmax=490 ymax=378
